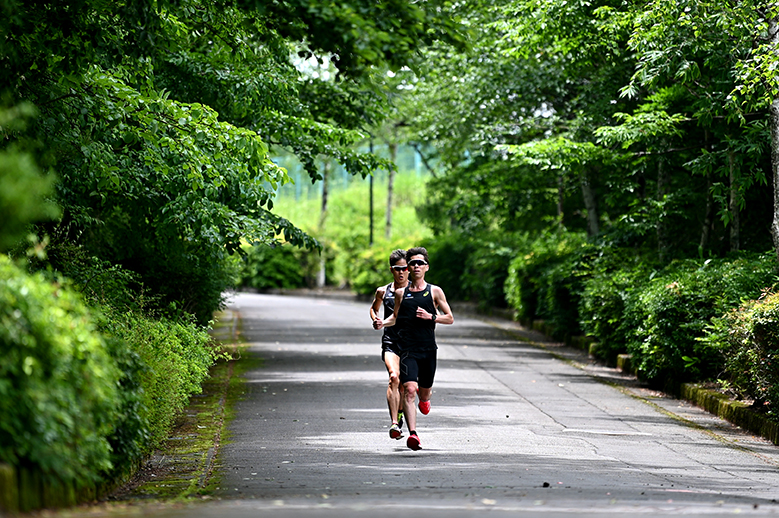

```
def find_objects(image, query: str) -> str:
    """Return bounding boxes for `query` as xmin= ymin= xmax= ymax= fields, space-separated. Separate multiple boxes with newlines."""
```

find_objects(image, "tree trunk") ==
xmin=317 ymin=160 xmax=330 ymax=288
xmin=700 ymin=131 xmax=714 ymax=253
xmin=729 ymin=150 xmax=740 ymax=252
xmin=700 ymin=171 xmax=714 ymax=252
xmin=657 ymin=155 xmax=669 ymax=262
xmin=770 ymin=15 xmax=779 ymax=262
xmin=386 ymin=142 xmax=397 ymax=240
xmin=320 ymin=160 xmax=330 ymax=225
xmin=411 ymin=143 xmax=437 ymax=178
xmin=557 ymin=174 xmax=565 ymax=227
xmin=580 ymin=168 xmax=599 ymax=237
xmin=369 ymin=140 xmax=374 ymax=246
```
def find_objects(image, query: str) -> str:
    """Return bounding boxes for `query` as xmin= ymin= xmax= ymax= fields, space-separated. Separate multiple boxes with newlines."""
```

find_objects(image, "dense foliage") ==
xmin=8 ymin=0 xmax=779 ymax=499
xmin=378 ymin=0 xmax=779 ymax=396
xmin=239 ymin=245 xmax=307 ymax=291
xmin=1 ymin=0 xmax=466 ymax=321
xmin=625 ymin=254 xmax=777 ymax=383
xmin=101 ymin=309 xmax=215 ymax=468
xmin=704 ymin=290 xmax=779 ymax=417
xmin=504 ymin=231 xmax=590 ymax=338
xmin=0 ymin=255 xmax=216 ymax=487
xmin=0 ymin=256 xmax=117 ymax=485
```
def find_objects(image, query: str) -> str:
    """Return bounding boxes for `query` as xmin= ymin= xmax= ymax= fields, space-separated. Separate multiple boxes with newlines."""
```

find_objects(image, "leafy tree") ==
xmin=0 ymin=0 xmax=466 ymax=319
xmin=0 ymin=104 xmax=59 ymax=252
xmin=618 ymin=0 xmax=772 ymax=257
xmin=403 ymin=0 xmax=775 ymax=267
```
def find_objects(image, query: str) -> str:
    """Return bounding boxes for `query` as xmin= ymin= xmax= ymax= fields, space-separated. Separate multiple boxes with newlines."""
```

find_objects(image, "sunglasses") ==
xmin=391 ymin=265 xmax=408 ymax=272
xmin=408 ymin=259 xmax=428 ymax=267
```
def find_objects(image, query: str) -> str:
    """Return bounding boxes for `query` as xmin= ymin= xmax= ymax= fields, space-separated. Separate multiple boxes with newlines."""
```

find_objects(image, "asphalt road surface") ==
xmin=175 ymin=292 xmax=779 ymax=517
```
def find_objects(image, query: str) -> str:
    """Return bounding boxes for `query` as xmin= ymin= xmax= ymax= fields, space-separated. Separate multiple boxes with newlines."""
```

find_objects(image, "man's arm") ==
xmin=378 ymin=286 xmax=405 ymax=329
xmin=431 ymin=285 xmax=454 ymax=324
xmin=370 ymin=286 xmax=385 ymax=329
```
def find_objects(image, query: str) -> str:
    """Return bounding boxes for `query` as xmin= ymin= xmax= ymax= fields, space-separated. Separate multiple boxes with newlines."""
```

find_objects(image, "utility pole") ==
xmin=369 ymin=139 xmax=374 ymax=246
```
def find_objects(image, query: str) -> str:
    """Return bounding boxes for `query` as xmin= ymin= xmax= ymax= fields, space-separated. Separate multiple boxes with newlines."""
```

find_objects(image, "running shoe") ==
xmin=406 ymin=433 xmax=421 ymax=450
xmin=419 ymin=400 xmax=431 ymax=415
xmin=389 ymin=423 xmax=403 ymax=439
xmin=397 ymin=410 xmax=404 ymax=428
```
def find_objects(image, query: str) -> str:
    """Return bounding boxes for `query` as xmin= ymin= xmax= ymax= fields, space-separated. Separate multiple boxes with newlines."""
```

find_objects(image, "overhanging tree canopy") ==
xmin=0 ymin=0 xmax=467 ymax=319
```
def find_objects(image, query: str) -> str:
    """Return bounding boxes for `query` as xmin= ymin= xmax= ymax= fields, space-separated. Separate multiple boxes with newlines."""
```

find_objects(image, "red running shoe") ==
xmin=407 ymin=433 xmax=421 ymax=450
xmin=389 ymin=424 xmax=402 ymax=439
xmin=419 ymin=400 xmax=431 ymax=415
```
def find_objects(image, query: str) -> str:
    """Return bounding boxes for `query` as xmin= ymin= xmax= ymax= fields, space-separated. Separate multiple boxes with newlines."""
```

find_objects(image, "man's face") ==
xmin=390 ymin=259 xmax=408 ymax=284
xmin=407 ymin=254 xmax=428 ymax=280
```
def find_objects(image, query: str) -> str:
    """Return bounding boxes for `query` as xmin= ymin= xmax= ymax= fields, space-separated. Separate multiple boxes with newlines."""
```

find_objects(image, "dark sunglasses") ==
xmin=391 ymin=265 xmax=408 ymax=272
xmin=408 ymin=259 xmax=428 ymax=267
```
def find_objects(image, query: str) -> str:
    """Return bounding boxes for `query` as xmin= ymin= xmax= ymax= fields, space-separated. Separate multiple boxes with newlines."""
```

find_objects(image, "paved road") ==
xmin=181 ymin=292 xmax=779 ymax=517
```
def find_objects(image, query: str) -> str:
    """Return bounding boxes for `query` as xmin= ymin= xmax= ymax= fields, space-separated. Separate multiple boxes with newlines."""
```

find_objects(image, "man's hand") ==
xmin=373 ymin=318 xmax=384 ymax=330
xmin=416 ymin=307 xmax=433 ymax=320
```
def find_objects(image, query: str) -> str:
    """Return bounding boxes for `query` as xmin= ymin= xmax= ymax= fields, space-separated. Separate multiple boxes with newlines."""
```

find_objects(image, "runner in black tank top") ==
xmin=381 ymin=282 xmax=404 ymax=355
xmin=376 ymin=247 xmax=454 ymax=451
xmin=397 ymin=283 xmax=437 ymax=353
xmin=370 ymin=250 xmax=409 ymax=440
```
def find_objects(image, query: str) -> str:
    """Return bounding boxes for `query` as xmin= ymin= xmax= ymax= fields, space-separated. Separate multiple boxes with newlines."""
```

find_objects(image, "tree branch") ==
xmin=411 ymin=143 xmax=438 ymax=178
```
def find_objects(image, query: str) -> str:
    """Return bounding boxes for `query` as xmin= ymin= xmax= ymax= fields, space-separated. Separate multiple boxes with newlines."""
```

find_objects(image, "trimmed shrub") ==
xmin=703 ymin=290 xmax=779 ymax=418
xmin=0 ymin=255 xmax=120 ymax=486
xmin=422 ymin=232 xmax=476 ymax=301
xmin=99 ymin=310 xmax=215 ymax=459
xmin=627 ymin=253 xmax=777 ymax=384
xmin=504 ymin=231 xmax=589 ymax=339
xmin=238 ymin=244 xmax=307 ymax=290
xmin=465 ymin=235 xmax=520 ymax=310
xmin=578 ymin=251 xmax=653 ymax=364
xmin=0 ymin=251 xmax=217 ymax=489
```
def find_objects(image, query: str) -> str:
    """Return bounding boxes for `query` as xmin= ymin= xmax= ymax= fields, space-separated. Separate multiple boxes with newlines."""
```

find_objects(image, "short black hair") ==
xmin=389 ymin=249 xmax=407 ymax=266
xmin=406 ymin=247 xmax=429 ymax=264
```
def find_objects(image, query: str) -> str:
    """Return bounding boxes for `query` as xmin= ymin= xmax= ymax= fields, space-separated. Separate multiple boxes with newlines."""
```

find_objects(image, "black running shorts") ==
xmin=400 ymin=349 xmax=437 ymax=388
xmin=381 ymin=340 xmax=402 ymax=361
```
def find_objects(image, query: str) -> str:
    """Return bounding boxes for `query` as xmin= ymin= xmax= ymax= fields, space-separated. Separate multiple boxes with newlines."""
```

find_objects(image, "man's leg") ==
xmin=416 ymin=352 xmax=436 ymax=415
xmin=400 ymin=355 xmax=422 ymax=450
xmin=403 ymin=381 xmax=419 ymax=435
xmin=417 ymin=387 xmax=432 ymax=415
xmin=384 ymin=351 xmax=402 ymax=424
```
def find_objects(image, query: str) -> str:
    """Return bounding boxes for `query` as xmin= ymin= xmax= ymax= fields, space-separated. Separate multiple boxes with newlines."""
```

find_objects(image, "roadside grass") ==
xmin=102 ymin=307 xmax=257 ymax=505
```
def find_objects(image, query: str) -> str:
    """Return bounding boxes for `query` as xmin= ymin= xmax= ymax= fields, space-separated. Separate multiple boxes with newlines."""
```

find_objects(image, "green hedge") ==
xmin=238 ymin=244 xmax=307 ymax=291
xmin=0 ymin=256 xmax=119 ymax=486
xmin=577 ymin=253 xmax=778 ymax=383
xmin=504 ymin=231 xmax=589 ymax=339
xmin=0 ymin=254 xmax=217 ymax=494
xmin=578 ymin=251 xmax=652 ymax=364
xmin=100 ymin=309 xmax=214 ymax=465
xmin=627 ymin=255 xmax=776 ymax=383
xmin=504 ymin=236 xmax=777 ymax=385
xmin=703 ymin=290 xmax=779 ymax=418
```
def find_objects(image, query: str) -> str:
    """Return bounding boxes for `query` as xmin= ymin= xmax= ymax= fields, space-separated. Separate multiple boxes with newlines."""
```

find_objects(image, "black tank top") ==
xmin=397 ymin=283 xmax=437 ymax=351
xmin=382 ymin=283 xmax=403 ymax=346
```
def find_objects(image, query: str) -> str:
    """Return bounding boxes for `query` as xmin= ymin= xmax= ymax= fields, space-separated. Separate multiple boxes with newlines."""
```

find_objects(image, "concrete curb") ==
xmin=679 ymin=383 xmax=779 ymax=445
xmin=0 ymin=465 xmax=95 ymax=514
